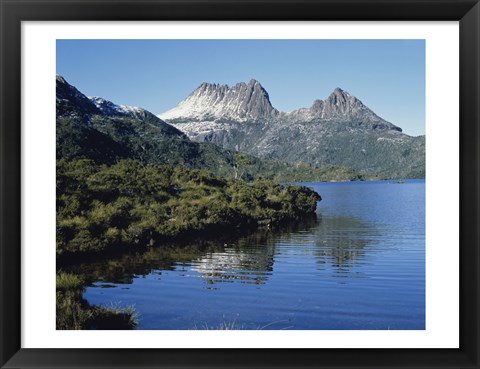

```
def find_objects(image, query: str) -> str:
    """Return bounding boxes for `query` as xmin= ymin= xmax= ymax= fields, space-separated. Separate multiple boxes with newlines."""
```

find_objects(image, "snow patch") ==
xmin=89 ymin=96 xmax=144 ymax=117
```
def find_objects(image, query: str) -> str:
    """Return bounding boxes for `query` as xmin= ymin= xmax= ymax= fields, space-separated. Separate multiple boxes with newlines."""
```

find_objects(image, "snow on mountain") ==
xmin=159 ymin=80 xmax=401 ymax=132
xmin=56 ymin=75 xmax=149 ymax=122
xmin=89 ymin=96 xmax=145 ymax=118
xmin=158 ymin=79 xmax=279 ymax=122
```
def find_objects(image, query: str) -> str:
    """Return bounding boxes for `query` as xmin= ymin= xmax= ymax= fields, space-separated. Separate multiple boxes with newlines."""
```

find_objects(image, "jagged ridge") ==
xmin=283 ymin=87 xmax=401 ymax=132
xmin=159 ymin=79 xmax=279 ymax=122
xmin=56 ymin=76 xmax=371 ymax=181
xmin=159 ymin=81 xmax=401 ymax=132
xmin=157 ymin=80 xmax=424 ymax=178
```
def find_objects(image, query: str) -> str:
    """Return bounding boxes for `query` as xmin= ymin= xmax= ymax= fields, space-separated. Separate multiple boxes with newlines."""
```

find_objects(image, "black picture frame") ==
xmin=1 ymin=0 xmax=479 ymax=368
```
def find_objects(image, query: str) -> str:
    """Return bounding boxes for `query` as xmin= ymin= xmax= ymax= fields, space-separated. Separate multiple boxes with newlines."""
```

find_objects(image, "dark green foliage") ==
xmin=57 ymin=159 xmax=321 ymax=257
xmin=56 ymin=117 xmax=132 ymax=164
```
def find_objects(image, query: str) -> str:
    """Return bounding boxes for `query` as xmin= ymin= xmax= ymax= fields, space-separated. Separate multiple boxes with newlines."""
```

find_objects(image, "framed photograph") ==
xmin=1 ymin=0 xmax=479 ymax=368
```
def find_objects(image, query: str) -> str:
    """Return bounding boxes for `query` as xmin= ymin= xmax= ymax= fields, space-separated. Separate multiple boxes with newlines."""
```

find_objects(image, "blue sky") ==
xmin=57 ymin=39 xmax=425 ymax=136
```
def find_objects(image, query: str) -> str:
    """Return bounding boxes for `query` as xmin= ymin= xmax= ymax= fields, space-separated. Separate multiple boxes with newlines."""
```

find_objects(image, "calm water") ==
xmin=78 ymin=179 xmax=425 ymax=330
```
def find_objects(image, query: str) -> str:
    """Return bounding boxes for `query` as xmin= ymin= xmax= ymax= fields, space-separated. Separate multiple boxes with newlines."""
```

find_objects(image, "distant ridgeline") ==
xmin=158 ymin=80 xmax=425 ymax=179
xmin=56 ymin=76 xmax=375 ymax=182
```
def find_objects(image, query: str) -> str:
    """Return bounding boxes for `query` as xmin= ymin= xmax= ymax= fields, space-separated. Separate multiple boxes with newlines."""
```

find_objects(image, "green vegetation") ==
xmin=57 ymin=113 xmax=373 ymax=183
xmin=56 ymin=271 xmax=84 ymax=291
xmin=230 ymin=152 xmax=380 ymax=182
xmin=56 ymin=272 xmax=137 ymax=330
xmin=57 ymin=159 xmax=321 ymax=258
xmin=56 ymin=272 xmax=90 ymax=330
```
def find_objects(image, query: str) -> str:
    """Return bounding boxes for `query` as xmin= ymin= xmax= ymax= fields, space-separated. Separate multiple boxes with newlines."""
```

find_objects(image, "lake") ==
xmin=75 ymin=179 xmax=425 ymax=330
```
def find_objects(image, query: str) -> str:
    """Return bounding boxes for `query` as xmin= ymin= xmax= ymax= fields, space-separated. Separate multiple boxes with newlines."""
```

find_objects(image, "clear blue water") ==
xmin=80 ymin=179 xmax=425 ymax=330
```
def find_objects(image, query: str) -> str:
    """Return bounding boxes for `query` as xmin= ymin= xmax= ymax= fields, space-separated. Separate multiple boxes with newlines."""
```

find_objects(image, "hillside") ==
xmin=159 ymin=80 xmax=425 ymax=178
xmin=56 ymin=76 xmax=370 ymax=182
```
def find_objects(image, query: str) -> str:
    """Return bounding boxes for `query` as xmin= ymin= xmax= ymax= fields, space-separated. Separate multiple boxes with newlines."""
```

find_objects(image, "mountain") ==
xmin=283 ymin=87 xmax=401 ymax=131
xmin=89 ymin=96 xmax=149 ymax=119
xmin=158 ymin=81 xmax=425 ymax=179
xmin=161 ymin=79 xmax=279 ymax=122
xmin=56 ymin=76 xmax=368 ymax=182
xmin=56 ymin=75 xmax=241 ymax=176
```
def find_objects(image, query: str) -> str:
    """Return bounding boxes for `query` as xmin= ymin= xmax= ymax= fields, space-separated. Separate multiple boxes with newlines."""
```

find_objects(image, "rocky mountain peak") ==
xmin=281 ymin=87 xmax=402 ymax=132
xmin=56 ymin=75 xmax=67 ymax=84
xmin=160 ymin=81 xmax=402 ymax=132
xmin=159 ymin=80 xmax=279 ymax=122
xmin=324 ymin=87 xmax=364 ymax=116
xmin=310 ymin=99 xmax=325 ymax=113
xmin=57 ymin=76 xmax=173 ymax=129
xmin=332 ymin=87 xmax=346 ymax=95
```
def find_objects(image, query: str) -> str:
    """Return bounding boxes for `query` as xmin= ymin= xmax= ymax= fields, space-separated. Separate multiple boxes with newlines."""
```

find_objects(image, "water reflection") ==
xmin=313 ymin=213 xmax=380 ymax=277
xmin=66 ymin=211 xmax=381 ymax=287
xmin=66 ymin=241 xmax=227 ymax=285
xmin=189 ymin=246 xmax=274 ymax=285
xmin=74 ymin=180 xmax=425 ymax=330
xmin=185 ymin=217 xmax=320 ymax=285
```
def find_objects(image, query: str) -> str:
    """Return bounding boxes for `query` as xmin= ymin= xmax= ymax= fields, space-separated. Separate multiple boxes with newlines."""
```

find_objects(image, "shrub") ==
xmin=56 ymin=272 xmax=84 ymax=291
